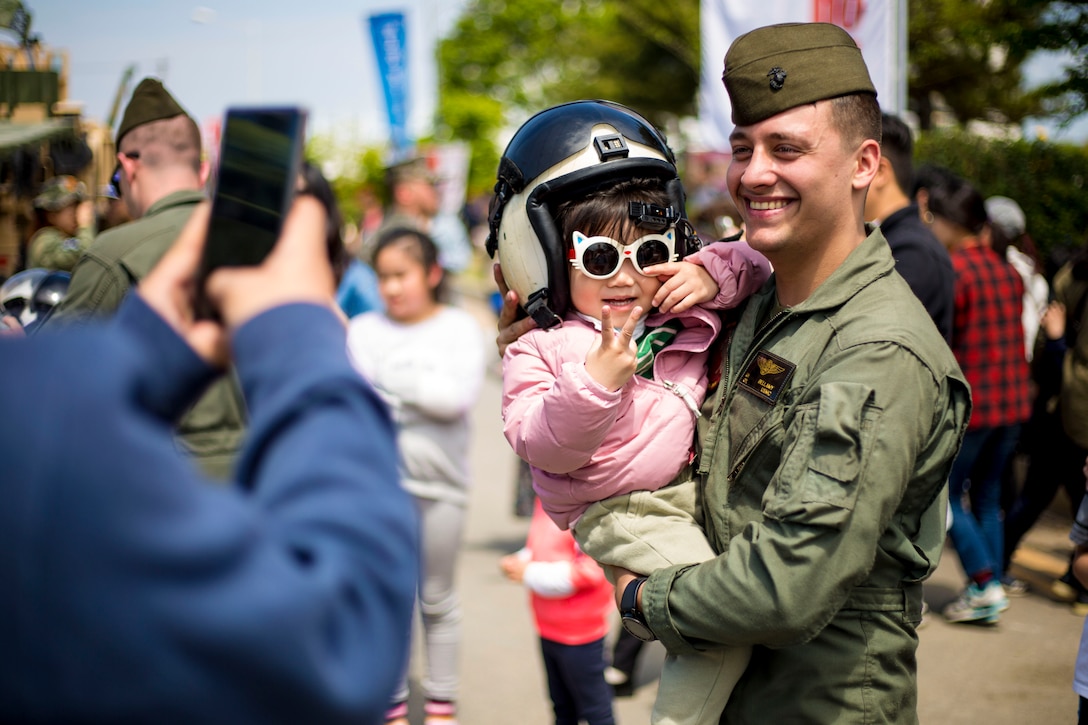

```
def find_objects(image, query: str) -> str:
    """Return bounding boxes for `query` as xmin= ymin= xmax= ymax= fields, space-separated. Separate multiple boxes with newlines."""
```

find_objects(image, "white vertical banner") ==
xmin=697 ymin=0 xmax=904 ymax=151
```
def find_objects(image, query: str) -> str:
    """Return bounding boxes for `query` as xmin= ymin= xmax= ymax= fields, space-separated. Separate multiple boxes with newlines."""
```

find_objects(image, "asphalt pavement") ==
xmin=400 ymin=292 xmax=1085 ymax=725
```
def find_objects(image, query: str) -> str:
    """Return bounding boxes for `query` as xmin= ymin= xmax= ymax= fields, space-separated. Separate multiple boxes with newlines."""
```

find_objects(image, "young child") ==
xmin=501 ymin=499 xmax=617 ymax=725
xmin=347 ymin=227 xmax=486 ymax=725
xmin=501 ymin=176 xmax=770 ymax=725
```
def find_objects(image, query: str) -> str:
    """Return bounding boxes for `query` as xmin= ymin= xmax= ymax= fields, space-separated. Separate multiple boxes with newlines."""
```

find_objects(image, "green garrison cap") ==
xmin=115 ymin=77 xmax=188 ymax=146
xmin=722 ymin=22 xmax=876 ymax=126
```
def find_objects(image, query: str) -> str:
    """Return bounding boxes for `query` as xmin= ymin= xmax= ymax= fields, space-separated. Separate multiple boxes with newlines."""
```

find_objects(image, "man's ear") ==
xmin=916 ymin=187 xmax=931 ymax=217
xmin=119 ymin=151 xmax=138 ymax=183
xmin=852 ymin=139 xmax=881 ymax=191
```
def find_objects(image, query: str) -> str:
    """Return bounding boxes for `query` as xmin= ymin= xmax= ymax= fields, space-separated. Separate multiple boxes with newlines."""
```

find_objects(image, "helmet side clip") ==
xmin=523 ymin=289 xmax=562 ymax=329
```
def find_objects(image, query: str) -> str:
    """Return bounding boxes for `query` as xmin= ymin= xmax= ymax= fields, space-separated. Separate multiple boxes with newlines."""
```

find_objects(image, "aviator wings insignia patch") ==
xmin=739 ymin=350 xmax=796 ymax=405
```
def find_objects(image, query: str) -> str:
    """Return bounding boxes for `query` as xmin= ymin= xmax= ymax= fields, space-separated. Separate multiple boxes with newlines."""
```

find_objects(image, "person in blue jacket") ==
xmin=0 ymin=197 xmax=420 ymax=725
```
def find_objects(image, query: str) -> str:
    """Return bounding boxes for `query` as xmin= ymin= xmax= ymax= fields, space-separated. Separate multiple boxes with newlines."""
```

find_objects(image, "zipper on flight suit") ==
xmin=718 ymin=307 xmax=794 ymax=480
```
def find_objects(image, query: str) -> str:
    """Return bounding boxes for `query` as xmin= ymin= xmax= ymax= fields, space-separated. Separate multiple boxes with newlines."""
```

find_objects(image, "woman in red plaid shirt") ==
xmin=919 ymin=169 xmax=1032 ymax=624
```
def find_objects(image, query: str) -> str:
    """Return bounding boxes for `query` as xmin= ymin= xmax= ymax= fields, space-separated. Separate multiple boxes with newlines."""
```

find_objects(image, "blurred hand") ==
xmin=205 ymin=196 xmax=336 ymax=330
xmin=0 ymin=315 xmax=24 ymax=338
xmin=645 ymin=260 xmax=718 ymax=314
xmin=494 ymin=263 xmax=538 ymax=357
xmin=584 ymin=305 xmax=641 ymax=391
xmin=137 ymin=202 xmax=228 ymax=367
xmin=1041 ymin=300 xmax=1066 ymax=341
xmin=500 ymin=553 xmax=528 ymax=583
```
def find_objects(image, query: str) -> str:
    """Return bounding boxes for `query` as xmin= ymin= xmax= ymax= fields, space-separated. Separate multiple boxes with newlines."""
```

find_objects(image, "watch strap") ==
xmin=621 ymin=577 xmax=647 ymax=613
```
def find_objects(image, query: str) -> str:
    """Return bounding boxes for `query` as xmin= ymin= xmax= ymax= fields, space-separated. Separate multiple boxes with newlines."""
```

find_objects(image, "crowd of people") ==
xmin=2 ymin=18 xmax=1087 ymax=725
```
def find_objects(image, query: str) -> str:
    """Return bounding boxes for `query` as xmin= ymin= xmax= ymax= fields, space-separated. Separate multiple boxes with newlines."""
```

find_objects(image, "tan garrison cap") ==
xmin=387 ymin=156 xmax=438 ymax=186
xmin=115 ymin=77 xmax=189 ymax=146
xmin=722 ymin=22 xmax=876 ymax=126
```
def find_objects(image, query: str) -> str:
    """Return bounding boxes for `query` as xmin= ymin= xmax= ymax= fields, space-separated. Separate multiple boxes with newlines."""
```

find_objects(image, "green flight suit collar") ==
xmin=755 ymin=226 xmax=894 ymax=322
xmin=143 ymin=188 xmax=207 ymax=218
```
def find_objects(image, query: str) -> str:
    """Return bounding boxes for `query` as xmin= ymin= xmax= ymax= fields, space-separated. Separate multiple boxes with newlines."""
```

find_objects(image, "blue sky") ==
xmin=25 ymin=1 xmax=1088 ymax=150
xmin=29 ymin=0 xmax=467 ymax=148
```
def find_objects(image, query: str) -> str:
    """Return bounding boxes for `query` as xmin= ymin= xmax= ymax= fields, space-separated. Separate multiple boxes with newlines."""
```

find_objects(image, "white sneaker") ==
xmin=1001 ymin=576 xmax=1030 ymax=597
xmin=604 ymin=666 xmax=630 ymax=686
xmin=943 ymin=581 xmax=1008 ymax=624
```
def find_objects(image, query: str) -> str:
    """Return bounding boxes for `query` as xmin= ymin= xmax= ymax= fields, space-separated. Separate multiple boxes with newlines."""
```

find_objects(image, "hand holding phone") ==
xmin=195 ymin=106 xmax=308 ymax=319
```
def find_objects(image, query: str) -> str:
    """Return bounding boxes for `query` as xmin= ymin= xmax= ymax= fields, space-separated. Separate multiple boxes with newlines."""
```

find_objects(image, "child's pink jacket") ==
xmin=502 ymin=241 xmax=771 ymax=529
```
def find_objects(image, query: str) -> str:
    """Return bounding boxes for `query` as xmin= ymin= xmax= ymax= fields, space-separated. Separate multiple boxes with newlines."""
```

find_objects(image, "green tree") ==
xmin=305 ymin=134 xmax=385 ymax=225
xmin=438 ymin=0 xmax=1087 ymax=196
xmin=436 ymin=0 xmax=699 ymax=196
xmin=908 ymin=0 xmax=1043 ymax=129
xmin=1020 ymin=1 xmax=1088 ymax=125
xmin=908 ymin=0 xmax=1088 ymax=131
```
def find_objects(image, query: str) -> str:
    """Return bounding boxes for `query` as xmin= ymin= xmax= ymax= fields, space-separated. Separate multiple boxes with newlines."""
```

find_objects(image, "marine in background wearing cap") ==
xmin=26 ymin=175 xmax=93 ymax=272
xmin=370 ymin=156 xmax=473 ymax=276
xmin=611 ymin=24 xmax=970 ymax=723
xmin=46 ymin=78 xmax=247 ymax=480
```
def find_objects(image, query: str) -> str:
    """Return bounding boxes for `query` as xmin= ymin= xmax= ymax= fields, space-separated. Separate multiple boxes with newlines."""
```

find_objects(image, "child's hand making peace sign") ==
xmin=584 ymin=304 xmax=643 ymax=391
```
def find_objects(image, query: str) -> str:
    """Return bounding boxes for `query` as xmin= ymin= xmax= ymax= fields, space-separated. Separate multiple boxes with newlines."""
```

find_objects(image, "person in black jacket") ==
xmin=864 ymin=113 xmax=955 ymax=342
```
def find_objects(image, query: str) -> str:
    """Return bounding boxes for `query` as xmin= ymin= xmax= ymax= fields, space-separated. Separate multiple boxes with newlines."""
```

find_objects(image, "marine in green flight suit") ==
xmin=620 ymin=24 xmax=972 ymax=724
xmin=48 ymin=78 xmax=245 ymax=480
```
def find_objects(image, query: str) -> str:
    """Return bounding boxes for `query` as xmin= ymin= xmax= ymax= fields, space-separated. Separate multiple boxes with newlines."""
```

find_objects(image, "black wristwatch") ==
xmin=620 ymin=577 xmax=656 ymax=641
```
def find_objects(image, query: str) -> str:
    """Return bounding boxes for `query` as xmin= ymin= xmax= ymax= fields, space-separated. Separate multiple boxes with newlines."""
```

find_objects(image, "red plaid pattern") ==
xmin=951 ymin=246 xmax=1032 ymax=429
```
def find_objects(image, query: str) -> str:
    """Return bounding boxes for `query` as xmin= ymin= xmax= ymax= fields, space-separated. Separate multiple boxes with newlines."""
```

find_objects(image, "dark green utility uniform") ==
xmin=641 ymin=229 xmax=971 ymax=724
xmin=50 ymin=189 xmax=246 ymax=479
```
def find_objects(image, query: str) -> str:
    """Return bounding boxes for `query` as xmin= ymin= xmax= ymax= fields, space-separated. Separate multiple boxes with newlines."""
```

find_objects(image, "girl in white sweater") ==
xmin=347 ymin=227 xmax=486 ymax=725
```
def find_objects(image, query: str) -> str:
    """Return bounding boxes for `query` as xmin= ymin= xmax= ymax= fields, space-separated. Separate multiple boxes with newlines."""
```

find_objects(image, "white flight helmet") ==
xmin=486 ymin=100 xmax=696 ymax=329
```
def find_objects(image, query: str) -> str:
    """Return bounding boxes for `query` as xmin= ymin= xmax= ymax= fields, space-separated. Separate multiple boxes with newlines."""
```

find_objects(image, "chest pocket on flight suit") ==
xmin=766 ymin=381 xmax=880 ymax=529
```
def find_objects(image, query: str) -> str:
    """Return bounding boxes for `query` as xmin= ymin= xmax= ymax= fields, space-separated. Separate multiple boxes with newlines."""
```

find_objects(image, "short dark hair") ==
xmin=879 ymin=113 xmax=914 ymax=194
xmin=125 ymin=114 xmax=202 ymax=174
xmin=299 ymin=160 xmax=348 ymax=285
xmin=555 ymin=177 xmax=671 ymax=246
xmin=371 ymin=226 xmax=446 ymax=302
xmin=927 ymin=172 xmax=988 ymax=235
xmin=830 ymin=93 xmax=882 ymax=148
xmin=911 ymin=163 xmax=958 ymax=199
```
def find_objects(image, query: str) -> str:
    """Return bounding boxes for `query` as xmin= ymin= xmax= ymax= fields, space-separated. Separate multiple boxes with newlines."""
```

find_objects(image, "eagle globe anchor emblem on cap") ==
xmin=767 ymin=66 xmax=787 ymax=91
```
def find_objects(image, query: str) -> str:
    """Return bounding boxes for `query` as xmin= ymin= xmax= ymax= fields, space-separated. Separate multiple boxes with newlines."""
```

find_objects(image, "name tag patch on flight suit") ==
xmin=739 ymin=350 xmax=796 ymax=404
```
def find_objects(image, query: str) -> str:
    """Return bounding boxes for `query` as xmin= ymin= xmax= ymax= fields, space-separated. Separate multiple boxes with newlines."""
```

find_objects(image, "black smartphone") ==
xmin=195 ymin=106 xmax=308 ymax=319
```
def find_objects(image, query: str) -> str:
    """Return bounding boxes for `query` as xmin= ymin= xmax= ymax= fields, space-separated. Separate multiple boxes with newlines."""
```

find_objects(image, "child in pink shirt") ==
xmin=501 ymin=499 xmax=616 ymax=725
xmin=502 ymin=176 xmax=769 ymax=725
